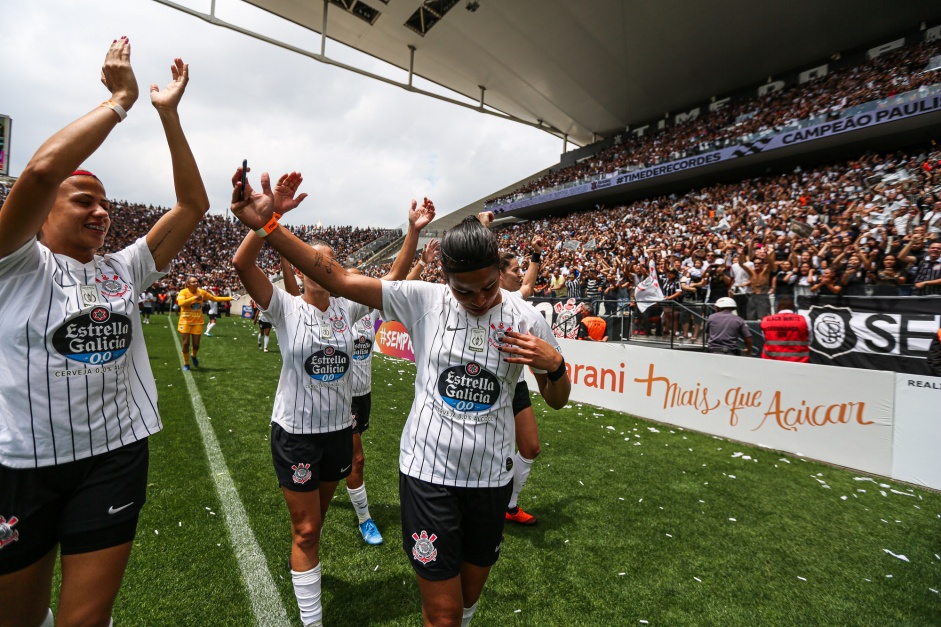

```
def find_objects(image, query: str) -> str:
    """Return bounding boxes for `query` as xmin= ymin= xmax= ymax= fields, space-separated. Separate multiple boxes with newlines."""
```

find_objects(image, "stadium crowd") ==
xmin=99 ymin=201 xmax=395 ymax=300
xmin=363 ymin=144 xmax=941 ymax=339
xmin=488 ymin=40 xmax=941 ymax=206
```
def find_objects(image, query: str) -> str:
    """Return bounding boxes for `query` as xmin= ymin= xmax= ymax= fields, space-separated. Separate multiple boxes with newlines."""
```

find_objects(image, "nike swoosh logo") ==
xmin=446 ymin=326 xmax=466 ymax=331
xmin=108 ymin=502 xmax=134 ymax=515
xmin=340 ymin=464 xmax=352 ymax=473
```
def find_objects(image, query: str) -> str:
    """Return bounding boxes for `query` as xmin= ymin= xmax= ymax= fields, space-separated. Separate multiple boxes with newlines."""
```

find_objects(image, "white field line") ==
xmin=167 ymin=321 xmax=290 ymax=626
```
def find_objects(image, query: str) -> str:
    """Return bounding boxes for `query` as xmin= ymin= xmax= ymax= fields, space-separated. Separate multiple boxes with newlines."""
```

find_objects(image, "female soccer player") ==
xmin=497 ymin=236 xmax=547 ymax=526
xmin=176 ymin=276 xmax=233 ymax=369
xmin=232 ymin=171 xmax=432 ymax=626
xmin=0 ymin=39 xmax=209 ymax=627
xmin=229 ymin=172 xmax=570 ymax=627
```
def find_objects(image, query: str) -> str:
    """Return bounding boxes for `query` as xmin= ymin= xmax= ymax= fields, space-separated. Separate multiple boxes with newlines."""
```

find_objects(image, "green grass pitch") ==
xmin=51 ymin=314 xmax=941 ymax=625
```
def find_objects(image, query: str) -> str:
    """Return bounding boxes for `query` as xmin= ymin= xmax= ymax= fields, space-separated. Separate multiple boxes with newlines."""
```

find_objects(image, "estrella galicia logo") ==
xmin=304 ymin=346 xmax=350 ymax=382
xmin=808 ymin=305 xmax=857 ymax=359
xmin=352 ymin=335 xmax=372 ymax=360
xmin=437 ymin=362 xmax=501 ymax=412
xmin=52 ymin=307 xmax=132 ymax=364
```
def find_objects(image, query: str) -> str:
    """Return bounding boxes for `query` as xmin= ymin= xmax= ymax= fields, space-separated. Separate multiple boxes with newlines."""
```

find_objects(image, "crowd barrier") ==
xmin=373 ymin=322 xmax=939 ymax=491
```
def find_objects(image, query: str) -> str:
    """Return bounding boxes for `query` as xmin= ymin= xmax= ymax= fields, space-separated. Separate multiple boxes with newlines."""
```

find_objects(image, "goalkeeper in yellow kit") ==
xmin=176 ymin=276 xmax=233 ymax=370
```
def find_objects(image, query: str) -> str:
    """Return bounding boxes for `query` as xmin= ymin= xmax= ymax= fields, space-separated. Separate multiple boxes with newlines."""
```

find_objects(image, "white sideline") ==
xmin=167 ymin=321 xmax=290 ymax=626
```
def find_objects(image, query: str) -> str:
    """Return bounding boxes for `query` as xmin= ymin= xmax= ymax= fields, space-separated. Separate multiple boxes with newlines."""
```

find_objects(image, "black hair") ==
xmin=440 ymin=216 xmax=499 ymax=274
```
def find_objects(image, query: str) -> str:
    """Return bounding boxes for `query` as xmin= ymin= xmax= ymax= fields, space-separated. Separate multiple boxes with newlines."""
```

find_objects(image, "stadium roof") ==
xmin=156 ymin=0 xmax=941 ymax=148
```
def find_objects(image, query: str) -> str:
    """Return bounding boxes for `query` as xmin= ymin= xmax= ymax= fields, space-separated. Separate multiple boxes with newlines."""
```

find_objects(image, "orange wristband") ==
xmin=100 ymin=100 xmax=127 ymax=121
xmin=254 ymin=216 xmax=280 ymax=238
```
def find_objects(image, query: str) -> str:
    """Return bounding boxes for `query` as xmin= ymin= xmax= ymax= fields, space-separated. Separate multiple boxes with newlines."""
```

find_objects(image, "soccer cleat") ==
xmin=183 ymin=365 xmax=190 ymax=371
xmin=191 ymin=356 xmax=199 ymax=368
xmin=359 ymin=519 xmax=384 ymax=545
xmin=205 ymin=332 xmax=213 ymax=336
xmin=506 ymin=506 xmax=537 ymax=525
xmin=264 ymin=348 xmax=269 ymax=353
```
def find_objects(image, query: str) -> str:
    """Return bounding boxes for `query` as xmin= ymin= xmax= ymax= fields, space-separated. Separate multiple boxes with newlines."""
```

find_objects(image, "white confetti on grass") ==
xmin=729 ymin=518 xmax=737 ymax=522
xmin=693 ymin=577 xmax=702 ymax=582
xmin=797 ymin=576 xmax=807 ymax=581
xmin=883 ymin=549 xmax=910 ymax=562
xmin=930 ymin=588 xmax=939 ymax=594
xmin=854 ymin=477 xmax=875 ymax=482
xmin=890 ymin=489 xmax=915 ymax=497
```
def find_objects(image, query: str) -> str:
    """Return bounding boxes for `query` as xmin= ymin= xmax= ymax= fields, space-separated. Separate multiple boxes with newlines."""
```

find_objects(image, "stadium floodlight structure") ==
xmin=152 ymin=0 xmax=941 ymax=153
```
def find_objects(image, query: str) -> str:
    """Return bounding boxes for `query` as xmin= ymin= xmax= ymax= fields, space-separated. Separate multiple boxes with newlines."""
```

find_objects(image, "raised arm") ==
xmin=281 ymin=256 xmax=301 ymax=297
xmin=406 ymin=239 xmax=438 ymax=281
xmin=0 ymin=38 xmax=138 ymax=259
xmin=144 ymin=58 xmax=211 ymax=269
xmin=230 ymin=169 xmax=383 ymax=310
xmin=382 ymin=198 xmax=436 ymax=281
xmin=518 ymin=236 xmax=545 ymax=299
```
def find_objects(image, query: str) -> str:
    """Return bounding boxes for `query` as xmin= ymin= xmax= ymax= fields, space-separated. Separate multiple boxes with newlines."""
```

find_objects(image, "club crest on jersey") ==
xmin=291 ymin=463 xmax=312 ymax=484
xmin=0 ymin=515 xmax=20 ymax=549
xmin=329 ymin=315 xmax=348 ymax=334
xmin=52 ymin=307 xmax=132 ymax=365
xmin=411 ymin=530 xmax=438 ymax=565
xmin=436 ymin=362 xmax=501 ymax=413
xmin=95 ymin=273 xmax=130 ymax=299
xmin=488 ymin=321 xmax=513 ymax=349
xmin=304 ymin=347 xmax=350 ymax=382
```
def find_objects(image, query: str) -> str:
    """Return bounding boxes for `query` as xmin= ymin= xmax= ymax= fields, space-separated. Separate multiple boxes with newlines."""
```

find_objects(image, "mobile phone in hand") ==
xmin=240 ymin=160 xmax=248 ymax=201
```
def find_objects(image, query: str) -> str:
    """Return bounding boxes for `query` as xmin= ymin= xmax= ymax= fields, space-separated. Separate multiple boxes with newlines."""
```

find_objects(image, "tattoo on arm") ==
xmin=149 ymin=228 xmax=174 ymax=256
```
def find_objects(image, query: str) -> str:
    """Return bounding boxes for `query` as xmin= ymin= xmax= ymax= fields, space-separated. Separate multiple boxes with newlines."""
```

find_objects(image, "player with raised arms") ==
xmin=231 ymin=170 xmax=432 ymax=627
xmin=229 ymin=172 xmax=570 ymax=627
xmin=175 ymin=276 xmax=233 ymax=369
xmin=0 ymin=39 xmax=209 ymax=627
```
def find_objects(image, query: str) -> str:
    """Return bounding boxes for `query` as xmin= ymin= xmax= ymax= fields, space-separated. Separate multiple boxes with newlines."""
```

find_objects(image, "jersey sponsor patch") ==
xmin=411 ymin=530 xmax=438 ymax=565
xmin=0 ymin=515 xmax=20 ymax=549
xmin=95 ymin=273 xmax=130 ymax=299
xmin=352 ymin=335 xmax=372 ymax=360
xmin=304 ymin=346 xmax=350 ymax=382
xmin=468 ymin=327 xmax=486 ymax=352
xmin=52 ymin=306 xmax=132 ymax=364
xmin=437 ymin=362 xmax=501 ymax=412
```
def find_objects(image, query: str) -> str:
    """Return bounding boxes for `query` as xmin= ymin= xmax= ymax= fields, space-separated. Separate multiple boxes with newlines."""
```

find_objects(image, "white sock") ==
xmin=206 ymin=321 xmax=215 ymax=334
xmin=40 ymin=608 xmax=54 ymax=627
xmin=347 ymin=483 xmax=371 ymax=524
xmin=291 ymin=564 xmax=323 ymax=627
xmin=258 ymin=332 xmax=262 ymax=346
xmin=507 ymin=452 xmax=534 ymax=510
xmin=263 ymin=335 xmax=270 ymax=350
xmin=461 ymin=601 xmax=478 ymax=627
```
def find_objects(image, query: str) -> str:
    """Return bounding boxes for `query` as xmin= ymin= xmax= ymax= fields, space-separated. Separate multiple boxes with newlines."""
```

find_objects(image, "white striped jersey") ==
xmin=0 ymin=237 xmax=165 ymax=468
xmin=382 ymin=281 xmax=561 ymax=488
xmin=264 ymin=287 xmax=368 ymax=434
xmin=349 ymin=310 xmax=379 ymax=396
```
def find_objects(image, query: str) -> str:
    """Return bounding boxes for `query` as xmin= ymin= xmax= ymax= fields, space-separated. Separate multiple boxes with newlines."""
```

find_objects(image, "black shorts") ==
xmin=0 ymin=439 xmax=148 ymax=575
xmin=259 ymin=321 xmax=273 ymax=331
xmin=142 ymin=305 xmax=153 ymax=314
xmin=351 ymin=393 xmax=372 ymax=435
xmin=512 ymin=380 xmax=532 ymax=415
xmin=270 ymin=423 xmax=353 ymax=492
xmin=399 ymin=473 xmax=512 ymax=580
xmin=208 ymin=313 xmax=217 ymax=321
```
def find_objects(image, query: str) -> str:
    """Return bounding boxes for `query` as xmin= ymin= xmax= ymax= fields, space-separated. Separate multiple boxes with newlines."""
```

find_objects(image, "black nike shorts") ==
xmin=512 ymin=380 xmax=532 ymax=415
xmin=0 ymin=439 xmax=148 ymax=575
xmin=270 ymin=423 xmax=353 ymax=492
xmin=351 ymin=393 xmax=372 ymax=435
xmin=399 ymin=473 xmax=512 ymax=580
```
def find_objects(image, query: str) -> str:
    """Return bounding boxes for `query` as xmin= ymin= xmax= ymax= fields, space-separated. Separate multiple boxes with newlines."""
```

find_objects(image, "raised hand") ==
xmin=100 ymin=37 xmax=139 ymax=111
xmin=273 ymin=172 xmax=308 ymax=216
xmin=150 ymin=58 xmax=189 ymax=111
xmin=230 ymin=167 xmax=275 ymax=230
xmin=477 ymin=211 xmax=495 ymax=228
xmin=422 ymin=239 xmax=440 ymax=264
xmin=408 ymin=197 xmax=436 ymax=230
xmin=531 ymin=235 xmax=546 ymax=254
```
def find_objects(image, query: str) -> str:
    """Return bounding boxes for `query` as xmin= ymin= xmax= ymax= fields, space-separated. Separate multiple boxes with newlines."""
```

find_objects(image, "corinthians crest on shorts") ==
xmin=0 ymin=515 xmax=20 ymax=549
xmin=291 ymin=463 xmax=312 ymax=484
xmin=411 ymin=530 xmax=438 ymax=565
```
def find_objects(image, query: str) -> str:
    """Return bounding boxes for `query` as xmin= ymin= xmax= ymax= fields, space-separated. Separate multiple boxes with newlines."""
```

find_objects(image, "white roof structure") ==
xmin=155 ymin=0 xmax=941 ymax=148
